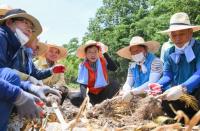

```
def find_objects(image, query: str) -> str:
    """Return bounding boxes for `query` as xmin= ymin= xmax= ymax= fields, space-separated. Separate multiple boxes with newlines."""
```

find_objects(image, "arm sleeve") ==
xmin=181 ymin=69 xmax=200 ymax=93
xmin=20 ymin=81 xmax=31 ymax=91
xmin=13 ymin=69 xmax=29 ymax=80
xmin=30 ymin=63 xmax=52 ymax=80
xmin=122 ymin=67 xmax=133 ymax=91
xmin=0 ymin=35 xmax=9 ymax=67
xmin=157 ymin=52 xmax=173 ymax=91
xmin=0 ymin=78 xmax=21 ymax=103
xmin=132 ymin=58 xmax=163 ymax=94
xmin=103 ymin=53 xmax=117 ymax=71
xmin=181 ymin=51 xmax=200 ymax=93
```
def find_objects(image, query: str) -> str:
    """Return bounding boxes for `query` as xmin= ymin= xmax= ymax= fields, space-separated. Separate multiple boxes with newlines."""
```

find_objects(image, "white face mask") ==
xmin=131 ymin=52 xmax=145 ymax=62
xmin=15 ymin=28 xmax=29 ymax=46
xmin=175 ymin=41 xmax=189 ymax=51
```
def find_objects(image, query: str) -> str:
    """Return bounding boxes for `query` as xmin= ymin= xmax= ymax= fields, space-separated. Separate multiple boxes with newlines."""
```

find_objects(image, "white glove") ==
xmin=28 ymin=76 xmax=43 ymax=86
xmin=122 ymin=91 xmax=133 ymax=102
xmin=29 ymin=85 xmax=62 ymax=103
xmin=163 ymin=85 xmax=185 ymax=101
xmin=38 ymin=80 xmax=44 ymax=86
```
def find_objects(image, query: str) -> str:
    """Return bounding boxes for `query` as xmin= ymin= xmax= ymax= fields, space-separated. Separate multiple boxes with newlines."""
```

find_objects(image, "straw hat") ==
xmin=76 ymin=40 xmax=108 ymax=59
xmin=46 ymin=44 xmax=67 ymax=60
xmin=117 ymin=36 xmax=160 ymax=60
xmin=36 ymin=42 xmax=48 ymax=56
xmin=0 ymin=9 xmax=42 ymax=37
xmin=159 ymin=12 xmax=200 ymax=33
xmin=0 ymin=5 xmax=12 ymax=16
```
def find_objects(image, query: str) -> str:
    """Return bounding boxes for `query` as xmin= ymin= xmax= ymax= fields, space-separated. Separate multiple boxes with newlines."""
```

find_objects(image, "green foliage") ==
xmin=83 ymin=0 xmax=200 ymax=83
xmin=62 ymin=38 xmax=81 ymax=84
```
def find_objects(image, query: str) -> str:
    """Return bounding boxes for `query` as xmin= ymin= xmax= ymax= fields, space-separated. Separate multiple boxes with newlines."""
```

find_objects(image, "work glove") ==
xmin=14 ymin=90 xmax=41 ymax=119
xmin=28 ymin=85 xmax=62 ymax=103
xmin=51 ymin=64 xmax=65 ymax=74
xmin=46 ymin=94 xmax=61 ymax=106
xmin=53 ymin=85 xmax=69 ymax=105
xmin=148 ymin=83 xmax=162 ymax=96
xmin=122 ymin=91 xmax=134 ymax=102
xmin=28 ymin=76 xmax=43 ymax=86
xmin=162 ymin=85 xmax=186 ymax=101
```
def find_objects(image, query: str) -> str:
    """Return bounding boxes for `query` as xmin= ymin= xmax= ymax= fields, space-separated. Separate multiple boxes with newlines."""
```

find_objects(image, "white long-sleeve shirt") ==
xmin=122 ymin=57 xmax=163 ymax=94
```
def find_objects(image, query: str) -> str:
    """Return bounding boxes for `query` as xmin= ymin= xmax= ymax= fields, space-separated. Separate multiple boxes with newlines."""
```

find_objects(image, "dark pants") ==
xmin=162 ymin=87 xmax=200 ymax=119
xmin=0 ymin=68 xmax=21 ymax=131
xmin=69 ymin=79 xmax=120 ymax=107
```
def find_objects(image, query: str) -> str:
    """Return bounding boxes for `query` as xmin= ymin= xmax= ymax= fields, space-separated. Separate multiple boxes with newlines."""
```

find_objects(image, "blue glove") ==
xmin=28 ymin=85 xmax=62 ymax=103
xmin=14 ymin=90 xmax=41 ymax=119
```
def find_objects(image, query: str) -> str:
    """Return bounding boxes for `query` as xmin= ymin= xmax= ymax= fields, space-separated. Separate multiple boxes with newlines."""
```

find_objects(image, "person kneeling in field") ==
xmin=69 ymin=40 xmax=119 ymax=107
xmin=117 ymin=36 xmax=163 ymax=102
xmin=35 ymin=43 xmax=68 ymax=105
xmin=149 ymin=12 xmax=200 ymax=119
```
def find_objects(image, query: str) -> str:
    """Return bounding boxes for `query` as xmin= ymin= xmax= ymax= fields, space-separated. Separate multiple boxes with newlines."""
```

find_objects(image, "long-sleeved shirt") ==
xmin=122 ymin=57 xmax=163 ymax=94
xmin=34 ymin=57 xmax=66 ymax=87
xmin=0 ymin=78 xmax=20 ymax=103
xmin=0 ymin=26 xmax=52 ymax=90
xmin=158 ymin=39 xmax=200 ymax=93
xmin=103 ymin=53 xmax=117 ymax=71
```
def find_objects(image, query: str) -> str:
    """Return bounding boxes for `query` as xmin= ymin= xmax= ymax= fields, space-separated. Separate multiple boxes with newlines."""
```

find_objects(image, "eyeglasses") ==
xmin=12 ymin=17 xmax=35 ymax=33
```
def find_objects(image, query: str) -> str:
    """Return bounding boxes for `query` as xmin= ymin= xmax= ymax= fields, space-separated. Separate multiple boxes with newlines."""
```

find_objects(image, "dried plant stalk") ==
xmin=169 ymin=104 xmax=189 ymax=125
xmin=152 ymin=123 xmax=181 ymax=131
xmin=179 ymin=94 xmax=199 ymax=111
xmin=156 ymin=93 xmax=199 ymax=111
xmin=174 ymin=110 xmax=189 ymax=125
xmin=186 ymin=110 xmax=200 ymax=131
xmin=68 ymin=88 xmax=90 ymax=131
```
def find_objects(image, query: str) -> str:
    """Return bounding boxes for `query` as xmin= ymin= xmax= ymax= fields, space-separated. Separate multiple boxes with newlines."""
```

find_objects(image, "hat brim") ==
xmin=159 ymin=25 xmax=200 ymax=34
xmin=117 ymin=41 xmax=160 ymax=60
xmin=0 ymin=9 xmax=8 ymax=16
xmin=0 ymin=13 xmax=42 ymax=37
xmin=36 ymin=42 xmax=48 ymax=56
xmin=76 ymin=43 xmax=108 ymax=59
xmin=47 ymin=44 xmax=67 ymax=59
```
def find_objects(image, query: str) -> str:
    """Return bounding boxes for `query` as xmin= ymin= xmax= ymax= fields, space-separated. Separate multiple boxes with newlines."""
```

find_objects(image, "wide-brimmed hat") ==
xmin=0 ymin=9 xmax=42 ymax=37
xmin=117 ymin=36 xmax=160 ymax=60
xmin=36 ymin=42 xmax=48 ymax=56
xmin=159 ymin=12 xmax=200 ymax=33
xmin=46 ymin=44 xmax=67 ymax=60
xmin=76 ymin=40 xmax=108 ymax=59
xmin=0 ymin=5 xmax=12 ymax=16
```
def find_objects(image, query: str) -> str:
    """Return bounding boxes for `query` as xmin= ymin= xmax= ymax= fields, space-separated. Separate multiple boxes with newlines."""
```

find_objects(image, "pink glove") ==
xmin=52 ymin=64 xmax=65 ymax=73
xmin=148 ymin=83 xmax=162 ymax=96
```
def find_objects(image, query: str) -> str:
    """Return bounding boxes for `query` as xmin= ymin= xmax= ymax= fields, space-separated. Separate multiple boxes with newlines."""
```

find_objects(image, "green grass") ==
xmin=66 ymin=82 xmax=80 ymax=89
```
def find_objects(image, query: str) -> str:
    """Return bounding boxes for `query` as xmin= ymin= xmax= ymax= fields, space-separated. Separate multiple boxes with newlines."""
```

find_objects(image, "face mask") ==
xmin=131 ymin=52 xmax=145 ymax=62
xmin=15 ymin=28 xmax=29 ymax=46
xmin=175 ymin=41 xmax=189 ymax=51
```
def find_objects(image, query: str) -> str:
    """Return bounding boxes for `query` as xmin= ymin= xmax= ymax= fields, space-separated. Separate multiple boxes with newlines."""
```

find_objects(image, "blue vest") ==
xmin=163 ymin=39 xmax=200 ymax=91
xmin=131 ymin=53 xmax=155 ymax=88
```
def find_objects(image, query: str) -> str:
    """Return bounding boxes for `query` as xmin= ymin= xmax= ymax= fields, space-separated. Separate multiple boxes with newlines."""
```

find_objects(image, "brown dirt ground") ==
xmin=58 ymin=95 xmax=165 ymax=130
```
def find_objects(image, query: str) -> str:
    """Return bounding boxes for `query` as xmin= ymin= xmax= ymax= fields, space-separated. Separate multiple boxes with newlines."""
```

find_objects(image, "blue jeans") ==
xmin=0 ymin=68 xmax=21 ymax=131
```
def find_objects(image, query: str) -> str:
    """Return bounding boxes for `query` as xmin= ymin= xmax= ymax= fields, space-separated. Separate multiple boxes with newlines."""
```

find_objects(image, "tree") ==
xmin=83 ymin=0 xmax=200 ymax=83
xmin=62 ymin=38 xmax=81 ymax=84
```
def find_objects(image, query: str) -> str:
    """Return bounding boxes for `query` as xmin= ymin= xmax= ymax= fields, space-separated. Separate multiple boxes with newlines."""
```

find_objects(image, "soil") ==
xmin=58 ymin=95 xmax=164 ymax=130
xmin=23 ymin=94 xmax=200 ymax=130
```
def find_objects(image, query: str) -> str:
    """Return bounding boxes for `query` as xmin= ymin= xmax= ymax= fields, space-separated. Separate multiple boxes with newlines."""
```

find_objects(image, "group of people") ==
xmin=0 ymin=5 xmax=68 ymax=130
xmin=1 ymin=4 xmax=200 ymax=130
xmin=119 ymin=12 xmax=200 ymax=120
